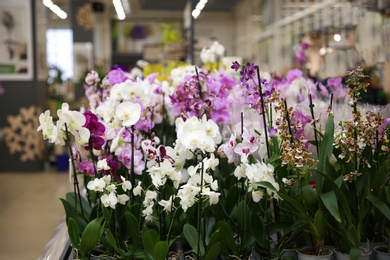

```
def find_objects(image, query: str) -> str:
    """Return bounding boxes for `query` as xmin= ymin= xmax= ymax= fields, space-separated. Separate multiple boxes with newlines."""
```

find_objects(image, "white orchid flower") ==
xmin=252 ymin=190 xmax=264 ymax=203
xmin=37 ymin=110 xmax=55 ymax=139
xmin=158 ymin=195 xmax=175 ymax=212
xmin=74 ymin=127 xmax=90 ymax=146
xmin=120 ymin=176 xmax=132 ymax=191
xmin=106 ymin=184 xmax=117 ymax=193
xmin=133 ymin=182 xmax=143 ymax=196
xmin=102 ymin=175 xmax=111 ymax=185
xmin=110 ymin=82 xmax=125 ymax=100
xmin=115 ymin=101 xmax=141 ymax=127
xmin=110 ymin=127 xmax=125 ymax=153
xmin=101 ymin=192 xmax=118 ymax=209
xmin=97 ymin=159 xmax=111 ymax=171
xmin=117 ymin=194 xmax=130 ymax=205
xmin=87 ymin=178 xmax=106 ymax=192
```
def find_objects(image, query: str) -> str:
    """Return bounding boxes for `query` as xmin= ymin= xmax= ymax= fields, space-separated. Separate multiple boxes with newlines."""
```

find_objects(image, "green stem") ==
xmin=64 ymin=124 xmax=85 ymax=218
xmin=257 ymin=67 xmax=271 ymax=158
xmin=197 ymin=161 xmax=204 ymax=259
xmin=284 ymin=100 xmax=294 ymax=144
xmin=308 ymin=93 xmax=319 ymax=156
xmin=131 ymin=126 xmax=135 ymax=204
xmin=166 ymin=194 xmax=177 ymax=244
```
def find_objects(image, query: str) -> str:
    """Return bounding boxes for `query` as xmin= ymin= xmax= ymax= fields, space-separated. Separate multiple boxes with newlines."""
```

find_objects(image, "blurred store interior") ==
xmin=0 ymin=0 xmax=390 ymax=259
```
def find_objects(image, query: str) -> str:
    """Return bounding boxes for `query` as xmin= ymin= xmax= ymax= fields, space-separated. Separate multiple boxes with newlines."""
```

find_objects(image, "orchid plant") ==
xmin=38 ymin=45 xmax=390 ymax=259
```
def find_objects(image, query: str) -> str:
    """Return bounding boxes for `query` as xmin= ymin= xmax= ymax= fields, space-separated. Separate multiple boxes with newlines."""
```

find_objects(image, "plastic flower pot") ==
xmin=297 ymin=248 xmax=333 ymax=260
xmin=373 ymin=246 xmax=390 ymax=260
xmin=56 ymin=154 xmax=69 ymax=172
xmin=333 ymin=248 xmax=372 ymax=260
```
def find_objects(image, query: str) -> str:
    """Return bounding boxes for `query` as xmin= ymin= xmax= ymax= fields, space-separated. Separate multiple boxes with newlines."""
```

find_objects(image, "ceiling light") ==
xmin=333 ymin=34 xmax=341 ymax=42
xmin=319 ymin=47 xmax=326 ymax=56
xmin=192 ymin=9 xmax=200 ymax=19
xmin=113 ymin=0 xmax=126 ymax=20
xmin=192 ymin=0 xmax=208 ymax=19
xmin=43 ymin=0 xmax=67 ymax=19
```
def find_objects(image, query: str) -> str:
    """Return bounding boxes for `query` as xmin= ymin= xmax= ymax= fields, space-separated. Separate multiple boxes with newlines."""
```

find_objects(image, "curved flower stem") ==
xmin=284 ymin=100 xmax=294 ymax=144
xmin=308 ymin=93 xmax=319 ymax=156
xmin=195 ymin=67 xmax=203 ymax=100
xmin=131 ymin=125 xmax=135 ymax=204
xmin=159 ymin=187 xmax=166 ymax=241
xmin=264 ymin=192 xmax=271 ymax=256
xmin=197 ymin=160 xmax=204 ymax=259
xmin=64 ymin=124 xmax=85 ymax=218
xmin=166 ymin=191 xmax=176 ymax=244
xmin=353 ymin=100 xmax=358 ymax=172
xmin=88 ymin=139 xmax=98 ymax=177
xmin=329 ymin=93 xmax=334 ymax=111
xmin=257 ymin=67 xmax=270 ymax=159
xmin=240 ymin=186 xmax=247 ymax=253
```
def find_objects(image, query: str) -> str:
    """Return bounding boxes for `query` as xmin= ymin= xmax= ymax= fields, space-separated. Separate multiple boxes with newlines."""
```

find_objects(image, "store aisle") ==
xmin=0 ymin=170 xmax=72 ymax=260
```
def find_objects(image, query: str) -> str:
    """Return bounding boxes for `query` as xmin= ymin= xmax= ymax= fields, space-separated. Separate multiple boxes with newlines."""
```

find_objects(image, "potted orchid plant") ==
xmin=314 ymin=67 xmax=390 ymax=260
xmin=38 ymin=40 xmax=390 ymax=260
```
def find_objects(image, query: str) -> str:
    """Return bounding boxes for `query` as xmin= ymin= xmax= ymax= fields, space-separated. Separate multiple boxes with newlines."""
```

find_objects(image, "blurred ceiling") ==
xmin=139 ymin=0 xmax=240 ymax=11
xmin=54 ymin=0 xmax=239 ymax=12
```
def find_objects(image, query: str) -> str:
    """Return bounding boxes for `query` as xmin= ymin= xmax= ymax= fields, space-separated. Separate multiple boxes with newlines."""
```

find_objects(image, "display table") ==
xmin=37 ymin=218 xmax=73 ymax=260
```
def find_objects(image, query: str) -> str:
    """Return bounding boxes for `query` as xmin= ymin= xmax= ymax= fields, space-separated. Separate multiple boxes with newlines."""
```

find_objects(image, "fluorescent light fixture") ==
xmin=319 ymin=47 xmax=326 ymax=56
xmin=192 ymin=9 xmax=201 ymax=19
xmin=333 ymin=33 xmax=341 ymax=42
xmin=43 ymin=0 xmax=67 ymax=19
xmin=192 ymin=0 xmax=208 ymax=19
xmin=113 ymin=0 xmax=126 ymax=20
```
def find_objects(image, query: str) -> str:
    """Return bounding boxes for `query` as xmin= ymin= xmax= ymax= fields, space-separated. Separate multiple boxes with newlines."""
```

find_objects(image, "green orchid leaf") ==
xmin=317 ymin=115 xmax=334 ymax=192
xmin=385 ymin=186 xmax=390 ymax=203
xmin=142 ymin=229 xmax=160 ymax=260
xmin=367 ymin=195 xmax=390 ymax=221
xmin=102 ymin=206 xmax=112 ymax=222
xmin=225 ymin=185 xmax=239 ymax=214
xmin=371 ymin=161 xmax=389 ymax=196
xmin=217 ymin=221 xmax=238 ymax=255
xmin=317 ymin=166 xmax=353 ymax=224
xmin=79 ymin=218 xmax=102 ymax=257
xmin=257 ymin=181 xmax=278 ymax=192
xmin=205 ymin=242 xmax=222 ymax=260
xmin=66 ymin=191 xmax=92 ymax=220
xmin=205 ymin=215 xmax=216 ymax=244
xmin=89 ymin=204 xmax=99 ymax=220
xmin=302 ymin=185 xmax=318 ymax=207
xmin=236 ymin=200 xmax=252 ymax=249
xmin=207 ymin=227 xmax=223 ymax=254
xmin=350 ymin=247 xmax=363 ymax=260
xmin=122 ymin=211 xmax=140 ymax=247
xmin=251 ymin=212 xmax=266 ymax=248
xmin=279 ymin=193 xmax=308 ymax=220
xmin=132 ymin=250 xmax=147 ymax=259
xmin=320 ymin=191 xmax=341 ymax=223
xmin=60 ymin=198 xmax=88 ymax=232
xmin=105 ymin=229 xmax=118 ymax=251
xmin=345 ymin=226 xmax=360 ymax=249
xmin=183 ymin=223 xmax=205 ymax=256
xmin=153 ymin=241 xmax=169 ymax=260
xmin=67 ymin=217 xmax=80 ymax=249
xmin=313 ymin=209 xmax=327 ymax=239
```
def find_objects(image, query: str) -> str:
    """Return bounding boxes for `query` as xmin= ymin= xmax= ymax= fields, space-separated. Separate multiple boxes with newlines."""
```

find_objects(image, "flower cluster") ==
xmin=294 ymin=38 xmax=310 ymax=66
xmin=234 ymin=161 xmax=279 ymax=202
xmin=37 ymin=54 xmax=390 ymax=259
xmin=169 ymin=70 xmax=237 ymax=124
xmin=200 ymin=41 xmax=225 ymax=64
xmin=37 ymin=103 xmax=90 ymax=146
xmin=86 ymin=172 xmax=131 ymax=209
